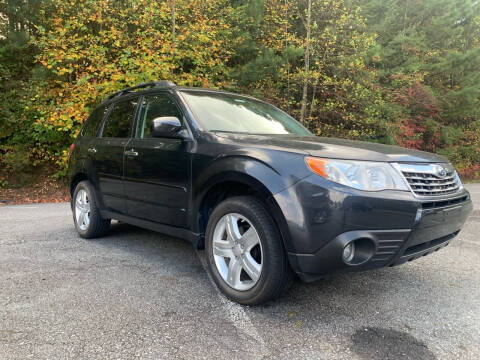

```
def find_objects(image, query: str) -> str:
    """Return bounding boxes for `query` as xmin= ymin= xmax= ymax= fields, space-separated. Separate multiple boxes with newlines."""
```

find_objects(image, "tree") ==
xmin=361 ymin=0 xmax=480 ymax=176
xmin=300 ymin=0 xmax=312 ymax=125
xmin=29 ymin=0 xmax=236 ymax=174
xmin=1 ymin=0 xmax=479 ymax=184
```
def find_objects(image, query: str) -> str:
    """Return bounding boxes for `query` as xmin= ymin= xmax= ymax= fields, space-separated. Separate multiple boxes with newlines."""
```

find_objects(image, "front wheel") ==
xmin=72 ymin=180 xmax=110 ymax=239
xmin=205 ymin=196 xmax=292 ymax=305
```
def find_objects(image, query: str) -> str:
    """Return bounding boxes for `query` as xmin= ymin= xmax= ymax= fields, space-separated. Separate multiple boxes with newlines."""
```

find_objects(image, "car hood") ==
xmin=213 ymin=133 xmax=448 ymax=163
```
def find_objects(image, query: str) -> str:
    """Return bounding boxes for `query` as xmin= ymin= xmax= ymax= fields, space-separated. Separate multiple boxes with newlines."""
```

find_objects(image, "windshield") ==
xmin=180 ymin=90 xmax=312 ymax=136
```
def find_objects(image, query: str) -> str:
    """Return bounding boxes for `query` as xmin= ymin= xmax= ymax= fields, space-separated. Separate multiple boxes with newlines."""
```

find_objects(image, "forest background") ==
xmin=1 ymin=0 xmax=479 ymax=189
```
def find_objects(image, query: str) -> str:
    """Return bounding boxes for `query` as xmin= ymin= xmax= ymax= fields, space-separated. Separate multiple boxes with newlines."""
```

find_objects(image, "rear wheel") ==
xmin=205 ymin=196 xmax=292 ymax=305
xmin=72 ymin=180 xmax=110 ymax=238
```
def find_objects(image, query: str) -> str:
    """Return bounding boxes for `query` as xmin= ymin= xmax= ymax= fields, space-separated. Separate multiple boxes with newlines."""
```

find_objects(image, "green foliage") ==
xmin=0 ymin=0 xmax=479 ymax=184
xmin=0 ymin=30 xmax=40 ymax=183
xmin=361 ymin=0 xmax=480 ymax=177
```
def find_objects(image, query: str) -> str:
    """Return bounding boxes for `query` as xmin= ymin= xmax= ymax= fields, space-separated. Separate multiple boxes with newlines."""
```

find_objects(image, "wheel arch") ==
xmin=192 ymin=170 xmax=293 ymax=253
xmin=70 ymin=172 xmax=88 ymax=199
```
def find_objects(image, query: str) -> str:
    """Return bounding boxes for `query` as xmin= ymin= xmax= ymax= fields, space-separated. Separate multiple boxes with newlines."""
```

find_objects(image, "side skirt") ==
xmin=101 ymin=210 xmax=202 ymax=247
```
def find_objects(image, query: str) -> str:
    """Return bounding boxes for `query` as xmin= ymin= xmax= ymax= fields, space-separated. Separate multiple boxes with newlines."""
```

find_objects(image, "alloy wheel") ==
xmin=212 ymin=213 xmax=263 ymax=291
xmin=75 ymin=189 xmax=91 ymax=231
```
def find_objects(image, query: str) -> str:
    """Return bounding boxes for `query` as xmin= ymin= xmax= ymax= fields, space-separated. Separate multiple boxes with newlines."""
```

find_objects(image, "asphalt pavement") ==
xmin=1 ymin=184 xmax=479 ymax=359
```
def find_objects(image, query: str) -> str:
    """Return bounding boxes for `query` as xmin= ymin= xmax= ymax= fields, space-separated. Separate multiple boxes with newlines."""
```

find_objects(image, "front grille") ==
xmin=401 ymin=170 xmax=460 ymax=196
xmin=402 ymin=231 xmax=458 ymax=257
xmin=420 ymin=195 xmax=469 ymax=209
xmin=390 ymin=231 xmax=458 ymax=266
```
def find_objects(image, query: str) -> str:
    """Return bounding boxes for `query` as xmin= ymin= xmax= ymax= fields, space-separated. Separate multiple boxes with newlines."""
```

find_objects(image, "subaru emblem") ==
xmin=435 ymin=165 xmax=447 ymax=178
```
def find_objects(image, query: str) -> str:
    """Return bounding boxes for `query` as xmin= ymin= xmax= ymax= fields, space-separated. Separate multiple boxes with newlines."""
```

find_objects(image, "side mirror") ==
xmin=151 ymin=116 xmax=182 ymax=138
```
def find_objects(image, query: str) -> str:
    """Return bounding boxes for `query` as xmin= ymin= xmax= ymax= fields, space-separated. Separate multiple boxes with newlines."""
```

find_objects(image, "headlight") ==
xmin=305 ymin=157 xmax=409 ymax=191
xmin=454 ymin=170 xmax=464 ymax=190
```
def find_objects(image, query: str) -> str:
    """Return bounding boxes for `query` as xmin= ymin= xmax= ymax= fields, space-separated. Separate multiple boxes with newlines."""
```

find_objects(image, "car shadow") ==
xmin=95 ymin=221 xmax=441 ymax=311
xmin=89 ymin=221 xmax=206 ymax=281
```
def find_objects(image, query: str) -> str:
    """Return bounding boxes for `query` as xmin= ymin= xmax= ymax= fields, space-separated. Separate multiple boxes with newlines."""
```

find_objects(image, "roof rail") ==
xmin=106 ymin=80 xmax=176 ymax=100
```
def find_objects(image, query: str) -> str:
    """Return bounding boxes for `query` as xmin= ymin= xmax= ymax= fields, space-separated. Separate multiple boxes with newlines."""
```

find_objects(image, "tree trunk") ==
xmin=171 ymin=0 xmax=176 ymax=44
xmin=285 ymin=0 xmax=290 ymax=112
xmin=308 ymin=83 xmax=317 ymax=120
xmin=300 ymin=0 xmax=312 ymax=125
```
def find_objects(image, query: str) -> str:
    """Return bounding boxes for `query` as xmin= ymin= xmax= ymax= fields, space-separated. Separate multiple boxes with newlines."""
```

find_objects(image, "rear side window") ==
xmin=102 ymin=98 xmax=139 ymax=138
xmin=82 ymin=105 xmax=109 ymax=137
xmin=136 ymin=93 xmax=183 ymax=138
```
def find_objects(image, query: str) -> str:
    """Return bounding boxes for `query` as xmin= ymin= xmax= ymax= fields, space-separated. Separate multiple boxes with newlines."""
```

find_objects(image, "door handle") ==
xmin=124 ymin=149 xmax=138 ymax=157
xmin=87 ymin=147 xmax=97 ymax=154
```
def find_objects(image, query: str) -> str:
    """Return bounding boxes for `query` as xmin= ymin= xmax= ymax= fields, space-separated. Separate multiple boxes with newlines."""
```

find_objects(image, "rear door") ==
xmin=123 ymin=92 xmax=191 ymax=227
xmin=90 ymin=97 xmax=139 ymax=214
xmin=77 ymin=103 xmax=110 ymax=172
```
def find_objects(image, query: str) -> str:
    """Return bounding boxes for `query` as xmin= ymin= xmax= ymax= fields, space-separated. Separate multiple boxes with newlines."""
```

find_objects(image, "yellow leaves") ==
xmin=57 ymin=67 xmax=73 ymax=75
xmin=31 ymin=0 xmax=236 ymax=169
xmin=198 ymin=34 xmax=210 ymax=43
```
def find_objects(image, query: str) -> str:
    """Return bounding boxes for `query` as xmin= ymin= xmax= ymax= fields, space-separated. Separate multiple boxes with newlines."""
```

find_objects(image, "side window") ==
xmin=82 ymin=105 xmax=109 ymax=137
xmin=136 ymin=93 xmax=183 ymax=138
xmin=102 ymin=98 xmax=139 ymax=138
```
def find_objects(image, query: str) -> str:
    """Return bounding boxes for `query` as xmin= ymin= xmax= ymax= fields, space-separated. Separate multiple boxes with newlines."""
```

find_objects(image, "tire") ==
xmin=72 ymin=180 xmax=110 ymax=239
xmin=205 ymin=196 xmax=293 ymax=305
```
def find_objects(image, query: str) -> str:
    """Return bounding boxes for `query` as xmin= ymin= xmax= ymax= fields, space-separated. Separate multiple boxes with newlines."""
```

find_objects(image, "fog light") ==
xmin=343 ymin=242 xmax=355 ymax=263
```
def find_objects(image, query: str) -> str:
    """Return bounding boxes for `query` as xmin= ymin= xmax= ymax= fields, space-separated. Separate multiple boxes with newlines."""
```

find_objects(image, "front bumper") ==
xmin=273 ymin=174 xmax=473 ymax=282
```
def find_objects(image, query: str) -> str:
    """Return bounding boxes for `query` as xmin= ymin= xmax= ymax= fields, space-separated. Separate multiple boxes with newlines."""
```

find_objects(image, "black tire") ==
xmin=72 ymin=180 xmax=110 ymax=239
xmin=205 ymin=196 xmax=293 ymax=305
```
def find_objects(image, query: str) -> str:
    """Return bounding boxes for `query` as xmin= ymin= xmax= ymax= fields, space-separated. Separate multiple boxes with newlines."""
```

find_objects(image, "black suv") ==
xmin=68 ymin=81 xmax=473 ymax=305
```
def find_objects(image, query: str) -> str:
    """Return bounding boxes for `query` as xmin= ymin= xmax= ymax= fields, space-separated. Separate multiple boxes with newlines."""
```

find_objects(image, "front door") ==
xmin=124 ymin=93 xmax=191 ymax=228
xmin=91 ymin=97 xmax=139 ymax=214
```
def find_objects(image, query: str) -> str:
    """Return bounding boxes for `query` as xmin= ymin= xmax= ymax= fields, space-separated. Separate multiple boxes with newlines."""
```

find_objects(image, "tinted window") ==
xmin=82 ymin=105 xmax=108 ymax=137
xmin=181 ymin=91 xmax=311 ymax=136
xmin=102 ymin=98 xmax=139 ymax=138
xmin=136 ymin=93 xmax=183 ymax=138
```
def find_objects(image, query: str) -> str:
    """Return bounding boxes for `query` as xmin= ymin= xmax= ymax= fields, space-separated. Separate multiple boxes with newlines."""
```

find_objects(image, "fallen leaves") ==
xmin=0 ymin=177 xmax=69 ymax=206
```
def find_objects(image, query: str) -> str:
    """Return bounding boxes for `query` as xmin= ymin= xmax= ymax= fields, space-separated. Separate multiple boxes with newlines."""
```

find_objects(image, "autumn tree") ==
xmin=361 ymin=0 xmax=480 ymax=176
xmin=298 ymin=0 xmax=386 ymax=140
xmin=0 ymin=0 xmax=479 ymax=184
xmin=30 ymin=0 xmax=236 ymax=171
